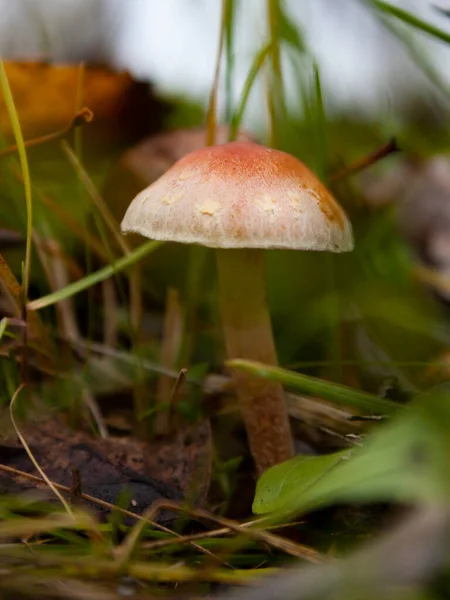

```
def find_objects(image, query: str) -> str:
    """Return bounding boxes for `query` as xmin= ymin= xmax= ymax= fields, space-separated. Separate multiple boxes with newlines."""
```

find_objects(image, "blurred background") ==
xmin=2 ymin=1 xmax=450 ymax=597
xmin=1 ymin=0 xmax=450 ymax=123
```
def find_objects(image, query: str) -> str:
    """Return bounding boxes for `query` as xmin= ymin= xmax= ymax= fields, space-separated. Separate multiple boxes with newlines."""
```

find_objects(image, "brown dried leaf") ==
xmin=97 ymin=419 xmax=212 ymax=505
xmin=0 ymin=253 xmax=53 ymax=354
xmin=0 ymin=415 xmax=212 ymax=514
xmin=0 ymin=61 xmax=170 ymax=144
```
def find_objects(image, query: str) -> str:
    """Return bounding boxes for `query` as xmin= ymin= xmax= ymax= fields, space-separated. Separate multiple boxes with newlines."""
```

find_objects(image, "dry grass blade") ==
xmin=0 ymin=253 xmax=53 ymax=356
xmin=33 ymin=234 xmax=81 ymax=345
xmin=101 ymin=278 xmax=118 ymax=348
xmin=61 ymin=140 xmax=143 ymax=425
xmin=126 ymin=500 xmax=328 ymax=563
xmin=154 ymin=288 xmax=185 ymax=435
xmin=82 ymin=389 xmax=108 ymax=439
xmin=61 ymin=141 xmax=128 ymax=255
xmin=1 ymin=554 xmax=275 ymax=585
xmin=415 ymin=264 xmax=450 ymax=297
xmin=38 ymin=192 xmax=109 ymax=262
xmin=0 ymin=253 xmax=22 ymax=315
xmin=0 ymin=511 xmax=99 ymax=539
xmin=9 ymin=384 xmax=74 ymax=517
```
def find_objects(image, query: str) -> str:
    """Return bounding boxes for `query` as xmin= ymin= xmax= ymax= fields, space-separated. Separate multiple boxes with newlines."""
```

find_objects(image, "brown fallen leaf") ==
xmin=96 ymin=419 xmax=212 ymax=505
xmin=0 ymin=414 xmax=212 ymax=517
xmin=0 ymin=61 xmax=170 ymax=145
xmin=0 ymin=253 xmax=55 ymax=358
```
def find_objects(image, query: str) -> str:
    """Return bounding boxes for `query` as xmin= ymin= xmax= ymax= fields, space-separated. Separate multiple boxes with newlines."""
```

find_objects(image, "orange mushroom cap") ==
xmin=121 ymin=141 xmax=353 ymax=251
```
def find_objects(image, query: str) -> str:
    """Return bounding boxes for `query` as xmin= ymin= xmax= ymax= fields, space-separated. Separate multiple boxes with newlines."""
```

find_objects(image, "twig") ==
xmin=141 ymin=520 xmax=306 ymax=552
xmin=70 ymin=467 xmax=83 ymax=506
xmin=329 ymin=137 xmax=400 ymax=183
xmin=0 ymin=108 xmax=93 ymax=158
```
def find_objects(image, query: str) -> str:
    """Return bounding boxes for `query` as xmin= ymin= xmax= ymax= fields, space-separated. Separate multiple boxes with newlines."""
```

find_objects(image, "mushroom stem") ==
xmin=216 ymin=248 xmax=294 ymax=474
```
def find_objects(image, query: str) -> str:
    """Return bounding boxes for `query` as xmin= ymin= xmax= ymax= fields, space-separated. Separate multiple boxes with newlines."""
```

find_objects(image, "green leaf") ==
xmin=253 ymin=449 xmax=351 ymax=514
xmin=253 ymin=384 xmax=450 ymax=516
xmin=0 ymin=318 xmax=8 ymax=341
xmin=226 ymin=359 xmax=400 ymax=414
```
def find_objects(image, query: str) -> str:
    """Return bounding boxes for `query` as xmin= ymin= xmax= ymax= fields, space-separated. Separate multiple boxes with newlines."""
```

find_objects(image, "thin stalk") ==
xmin=224 ymin=0 xmax=236 ymax=122
xmin=9 ymin=384 xmax=73 ymax=516
xmin=230 ymin=42 xmax=273 ymax=140
xmin=330 ymin=138 xmax=399 ymax=183
xmin=216 ymin=249 xmax=294 ymax=473
xmin=206 ymin=0 xmax=228 ymax=145
xmin=266 ymin=0 xmax=284 ymax=146
xmin=0 ymin=61 xmax=32 ymax=301
xmin=313 ymin=62 xmax=327 ymax=181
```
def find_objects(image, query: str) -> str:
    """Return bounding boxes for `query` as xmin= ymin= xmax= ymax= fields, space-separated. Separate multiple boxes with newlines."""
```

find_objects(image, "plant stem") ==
xmin=206 ymin=0 xmax=228 ymax=146
xmin=216 ymin=248 xmax=294 ymax=474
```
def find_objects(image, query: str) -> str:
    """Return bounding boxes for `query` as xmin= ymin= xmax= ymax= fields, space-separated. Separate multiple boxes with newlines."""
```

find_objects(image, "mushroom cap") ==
xmin=121 ymin=141 xmax=353 ymax=252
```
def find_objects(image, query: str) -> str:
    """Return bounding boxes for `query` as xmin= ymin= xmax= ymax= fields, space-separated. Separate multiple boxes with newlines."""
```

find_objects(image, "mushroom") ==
xmin=121 ymin=141 xmax=353 ymax=474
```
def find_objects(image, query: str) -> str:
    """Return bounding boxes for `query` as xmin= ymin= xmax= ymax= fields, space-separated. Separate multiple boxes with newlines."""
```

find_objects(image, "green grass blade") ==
xmin=224 ymin=0 xmax=236 ymax=122
xmin=226 ymin=359 xmax=401 ymax=414
xmin=267 ymin=0 xmax=284 ymax=146
xmin=312 ymin=62 xmax=327 ymax=182
xmin=61 ymin=140 xmax=128 ymax=256
xmin=276 ymin=0 xmax=305 ymax=52
xmin=27 ymin=240 xmax=163 ymax=311
xmin=230 ymin=42 xmax=274 ymax=140
xmin=206 ymin=0 xmax=227 ymax=145
xmin=372 ymin=0 xmax=450 ymax=45
xmin=0 ymin=318 xmax=8 ymax=341
xmin=0 ymin=61 xmax=32 ymax=300
xmin=370 ymin=4 xmax=450 ymax=103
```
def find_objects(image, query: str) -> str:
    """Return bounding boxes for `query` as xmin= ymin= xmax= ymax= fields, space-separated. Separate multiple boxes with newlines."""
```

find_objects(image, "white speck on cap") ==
xmin=121 ymin=141 xmax=354 ymax=252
